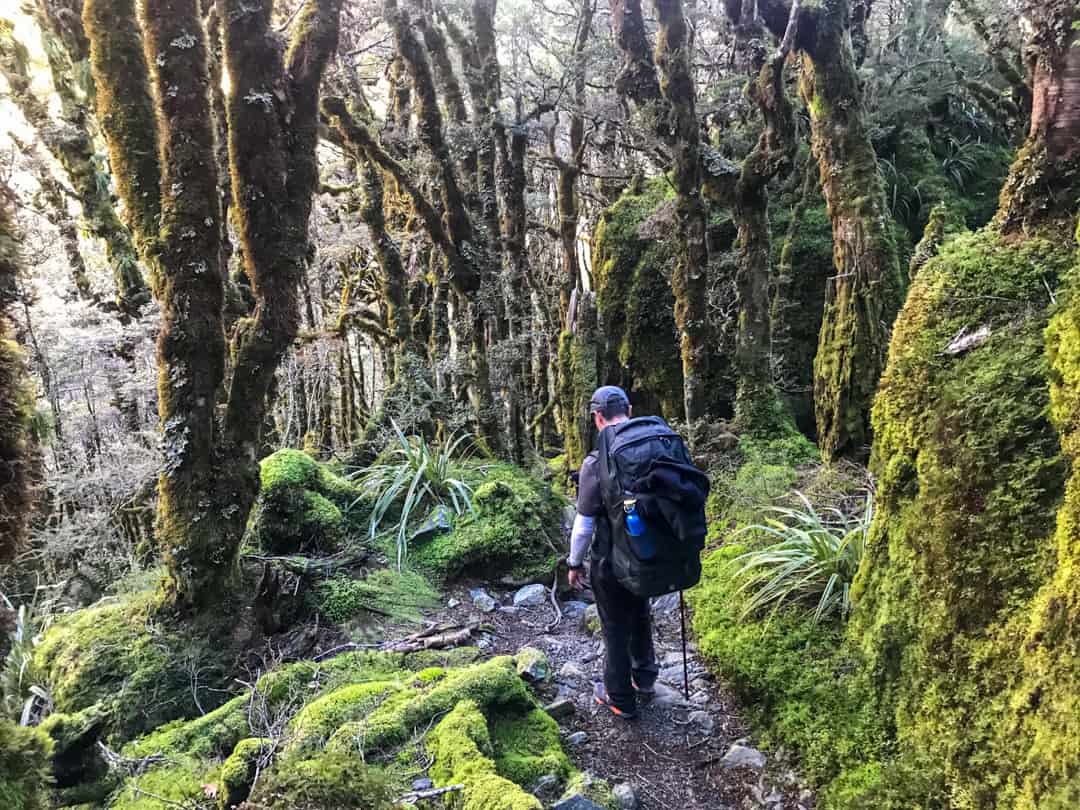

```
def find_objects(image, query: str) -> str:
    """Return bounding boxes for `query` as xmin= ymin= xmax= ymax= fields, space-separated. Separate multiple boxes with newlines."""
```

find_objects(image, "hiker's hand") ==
xmin=568 ymin=568 xmax=587 ymax=590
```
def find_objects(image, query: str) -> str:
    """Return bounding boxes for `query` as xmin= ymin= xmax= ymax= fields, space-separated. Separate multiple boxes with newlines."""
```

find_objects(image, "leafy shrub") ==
xmin=729 ymin=490 xmax=872 ymax=624
xmin=0 ymin=720 xmax=53 ymax=810
xmin=350 ymin=424 xmax=475 ymax=569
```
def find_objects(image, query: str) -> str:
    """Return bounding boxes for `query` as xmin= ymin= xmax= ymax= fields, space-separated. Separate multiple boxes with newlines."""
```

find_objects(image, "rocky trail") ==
xmin=422 ymin=581 xmax=816 ymax=810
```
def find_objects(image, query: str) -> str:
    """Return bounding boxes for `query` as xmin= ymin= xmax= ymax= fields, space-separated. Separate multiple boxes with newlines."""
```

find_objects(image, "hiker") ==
xmin=566 ymin=386 xmax=710 ymax=719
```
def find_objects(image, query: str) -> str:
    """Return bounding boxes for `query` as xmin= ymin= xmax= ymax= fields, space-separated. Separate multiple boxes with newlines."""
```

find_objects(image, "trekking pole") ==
xmin=679 ymin=590 xmax=690 ymax=702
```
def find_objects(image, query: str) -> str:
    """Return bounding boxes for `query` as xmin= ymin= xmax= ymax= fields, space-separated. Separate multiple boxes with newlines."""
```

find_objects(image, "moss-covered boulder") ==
xmin=98 ymin=649 xmax=589 ymax=810
xmin=248 ymin=449 xmax=367 ymax=554
xmin=409 ymin=464 xmax=566 ymax=582
xmin=33 ymin=594 xmax=237 ymax=742
xmin=0 ymin=720 xmax=52 ymax=810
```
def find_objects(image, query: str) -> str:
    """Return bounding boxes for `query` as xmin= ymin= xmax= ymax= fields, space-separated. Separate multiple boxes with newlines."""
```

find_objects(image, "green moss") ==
xmin=490 ymin=707 xmax=571 ymax=786
xmin=410 ymin=463 xmax=565 ymax=582
xmin=110 ymin=755 xmax=217 ymax=810
xmin=124 ymin=694 xmax=249 ymax=760
xmin=327 ymin=656 xmax=533 ymax=754
xmin=243 ymin=751 xmax=392 ymax=810
xmin=33 ymin=594 xmax=233 ymax=742
xmin=313 ymin=568 xmax=438 ymax=624
xmin=512 ymin=647 xmax=551 ymax=682
xmin=0 ymin=721 xmax=52 ymax=810
xmin=592 ymin=178 xmax=684 ymax=423
xmin=38 ymin=704 xmax=108 ymax=787
xmin=426 ymin=701 xmax=542 ymax=810
xmin=289 ymin=681 xmax=400 ymax=750
xmin=560 ymin=772 xmax=618 ymax=810
xmin=219 ymin=737 xmax=272 ymax=809
xmin=249 ymin=449 xmax=368 ymax=553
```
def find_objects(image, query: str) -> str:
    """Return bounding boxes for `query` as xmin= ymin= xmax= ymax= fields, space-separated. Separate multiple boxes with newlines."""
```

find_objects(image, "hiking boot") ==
xmin=631 ymin=677 xmax=656 ymax=703
xmin=593 ymin=682 xmax=638 ymax=719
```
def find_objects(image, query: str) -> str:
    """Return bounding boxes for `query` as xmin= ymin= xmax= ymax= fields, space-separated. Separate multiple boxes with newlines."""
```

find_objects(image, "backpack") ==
xmin=596 ymin=416 xmax=710 ymax=597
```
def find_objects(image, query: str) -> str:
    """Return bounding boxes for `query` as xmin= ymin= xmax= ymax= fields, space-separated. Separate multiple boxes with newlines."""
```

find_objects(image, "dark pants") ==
xmin=591 ymin=555 xmax=659 ymax=712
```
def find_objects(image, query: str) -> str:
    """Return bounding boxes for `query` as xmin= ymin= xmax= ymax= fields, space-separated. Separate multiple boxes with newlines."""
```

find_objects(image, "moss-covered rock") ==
xmin=219 ymin=737 xmax=271 ymax=808
xmin=38 ymin=704 xmax=108 ymax=787
xmin=426 ymin=700 xmax=542 ymax=810
xmin=312 ymin=568 xmax=438 ymax=624
xmin=489 ymin=707 xmax=571 ymax=786
xmin=110 ymin=755 xmax=217 ymax=810
xmin=33 ymin=594 xmax=235 ymax=742
xmin=248 ymin=449 xmax=367 ymax=554
xmin=0 ymin=720 xmax=52 ymax=810
xmin=409 ymin=464 xmax=565 ymax=582
xmin=242 ymin=750 xmax=392 ymax=809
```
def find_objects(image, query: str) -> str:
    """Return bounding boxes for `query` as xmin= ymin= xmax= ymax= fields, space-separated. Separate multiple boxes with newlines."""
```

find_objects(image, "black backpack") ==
xmin=596 ymin=417 xmax=710 ymax=597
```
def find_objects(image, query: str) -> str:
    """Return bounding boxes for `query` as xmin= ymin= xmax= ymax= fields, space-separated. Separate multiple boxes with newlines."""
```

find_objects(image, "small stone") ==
xmin=581 ymin=604 xmax=601 ymax=635
xmin=514 ymin=583 xmax=549 ymax=607
xmin=565 ymin=731 xmax=589 ymax=746
xmin=447 ymin=598 xmax=460 ymax=608
xmin=659 ymin=665 xmax=686 ymax=685
xmin=721 ymin=743 xmax=767 ymax=771
xmin=553 ymin=797 xmax=605 ymax=810
xmin=544 ymin=698 xmax=576 ymax=720
xmin=765 ymin=789 xmax=783 ymax=806
xmin=649 ymin=682 xmax=688 ymax=708
xmin=473 ymin=592 xmax=497 ymax=613
xmin=652 ymin=592 xmax=681 ymax=615
xmin=561 ymin=600 xmax=589 ymax=618
xmin=411 ymin=777 xmax=433 ymax=791
xmin=690 ymin=691 xmax=710 ymax=706
xmin=515 ymin=646 xmax=552 ymax=682
xmin=613 ymin=782 xmax=638 ymax=810
xmin=533 ymin=774 xmax=560 ymax=797
xmin=798 ymin=788 xmax=813 ymax=804
xmin=559 ymin=661 xmax=588 ymax=680
xmin=689 ymin=709 xmax=714 ymax=735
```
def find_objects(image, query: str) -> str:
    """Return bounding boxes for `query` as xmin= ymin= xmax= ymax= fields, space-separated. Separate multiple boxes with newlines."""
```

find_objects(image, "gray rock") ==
xmin=722 ymin=743 xmax=767 ymax=771
xmin=659 ymin=665 xmax=686 ymax=685
xmin=798 ymin=789 xmax=813 ymax=804
xmin=411 ymin=777 xmax=434 ymax=791
xmin=515 ymin=646 xmax=552 ymax=682
xmin=765 ymin=789 xmax=783 ymax=806
xmin=689 ymin=709 xmax=715 ymax=735
xmin=544 ymin=698 xmax=576 ymax=720
xmin=651 ymin=592 xmax=681 ymax=615
xmin=447 ymin=598 xmax=460 ymax=608
xmin=553 ymin=797 xmax=606 ymax=810
xmin=410 ymin=504 xmax=454 ymax=542
xmin=472 ymin=589 xmax=498 ymax=612
xmin=533 ymin=774 xmax=560 ymax=797
xmin=613 ymin=782 xmax=638 ymax=810
xmin=559 ymin=661 xmax=588 ymax=680
xmin=565 ymin=731 xmax=589 ymax=746
xmin=514 ymin=583 xmax=549 ymax=607
xmin=690 ymin=690 xmax=710 ymax=706
xmin=649 ymin=682 xmax=688 ymax=708
xmin=561 ymin=600 xmax=589 ymax=618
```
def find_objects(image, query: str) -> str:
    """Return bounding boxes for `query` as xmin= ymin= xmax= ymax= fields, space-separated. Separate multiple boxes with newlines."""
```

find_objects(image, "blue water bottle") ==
xmin=623 ymin=496 xmax=656 ymax=559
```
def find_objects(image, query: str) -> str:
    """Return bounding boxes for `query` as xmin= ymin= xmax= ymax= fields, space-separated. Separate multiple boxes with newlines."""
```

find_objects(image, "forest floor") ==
xmin=415 ymin=581 xmax=817 ymax=810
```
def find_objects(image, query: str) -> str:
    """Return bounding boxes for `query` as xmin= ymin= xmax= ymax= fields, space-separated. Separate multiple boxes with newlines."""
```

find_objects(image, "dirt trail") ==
xmin=433 ymin=583 xmax=816 ymax=810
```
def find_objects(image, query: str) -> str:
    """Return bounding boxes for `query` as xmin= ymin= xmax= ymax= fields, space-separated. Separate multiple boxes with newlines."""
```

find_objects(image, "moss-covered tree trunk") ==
xmin=0 ymin=190 xmax=35 ymax=563
xmin=652 ymin=0 xmax=711 ymax=437
xmin=760 ymin=0 xmax=901 ymax=459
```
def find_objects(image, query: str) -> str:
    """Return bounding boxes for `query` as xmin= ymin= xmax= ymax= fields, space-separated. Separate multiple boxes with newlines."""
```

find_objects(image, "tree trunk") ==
xmin=652 ymin=0 xmax=711 ymax=438
xmin=787 ymin=0 xmax=902 ymax=460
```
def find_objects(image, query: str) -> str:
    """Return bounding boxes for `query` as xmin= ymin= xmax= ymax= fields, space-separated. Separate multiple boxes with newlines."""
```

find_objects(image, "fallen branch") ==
xmin=544 ymin=571 xmax=563 ymax=632
xmin=97 ymin=741 xmax=168 ymax=776
xmin=381 ymin=622 xmax=479 ymax=653
xmin=242 ymin=549 xmax=369 ymax=576
xmin=397 ymin=783 xmax=465 ymax=805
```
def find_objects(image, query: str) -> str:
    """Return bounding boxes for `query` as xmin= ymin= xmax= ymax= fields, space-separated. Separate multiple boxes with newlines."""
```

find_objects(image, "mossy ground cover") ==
xmin=96 ymin=650 xmax=587 ymax=810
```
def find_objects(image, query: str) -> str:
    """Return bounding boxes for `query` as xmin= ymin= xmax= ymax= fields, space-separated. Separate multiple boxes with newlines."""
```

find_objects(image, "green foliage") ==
xmin=288 ymin=681 xmax=400 ymax=750
xmin=409 ymin=463 xmax=565 ymax=582
xmin=250 ymin=449 xmax=366 ymax=554
xmin=426 ymin=701 xmax=542 ymax=810
xmin=1 ymin=601 xmax=48 ymax=724
xmin=124 ymin=694 xmax=249 ymax=760
xmin=0 ymin=720 xmax=52 ymax=810
xmin=313 ymin=568 xmax=438 ymax=624
xmin=730 ymin=490 xmax=872 ymax=624
xmin=109 ymin=755 xmax=216 ymax=810
xmin=350 ymin=424 xmax=475 ymax=569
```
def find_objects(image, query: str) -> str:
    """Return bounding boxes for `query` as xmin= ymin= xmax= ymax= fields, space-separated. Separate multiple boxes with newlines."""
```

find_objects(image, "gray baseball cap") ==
xmin=588 ymin=385 xmax=630 ymax=414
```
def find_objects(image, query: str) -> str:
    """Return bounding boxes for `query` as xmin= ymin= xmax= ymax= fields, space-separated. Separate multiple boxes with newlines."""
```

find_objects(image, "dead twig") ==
xmin=381 ymin=622 xmax=478 ymax=653
xmin=544 ymin=571 xmax=563 ymax=632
